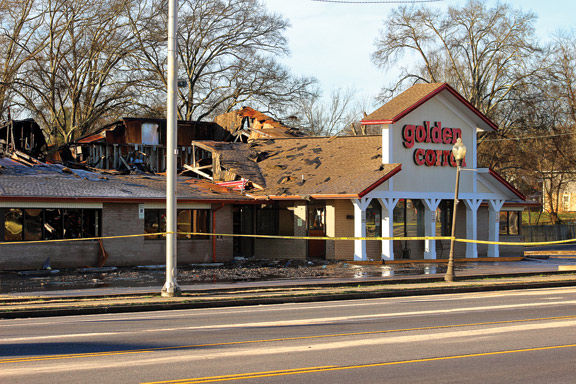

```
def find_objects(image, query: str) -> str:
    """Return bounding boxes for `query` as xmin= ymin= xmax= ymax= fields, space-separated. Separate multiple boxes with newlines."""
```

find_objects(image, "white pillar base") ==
xmin=464 ymin=199 xmax=482 ymax=258
xmin=353 ymin=198 xmax=371 ymax=261
xmin=422 ymin=198 xmax=441 ymax=259
xmin=378 ymin=198 xmax=399 ymax=261
xmin=488 ymin=200 xmax=505 ymax=257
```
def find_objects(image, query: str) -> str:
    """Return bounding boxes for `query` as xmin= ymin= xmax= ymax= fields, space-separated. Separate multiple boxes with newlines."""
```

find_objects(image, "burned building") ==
xmin=0 ymin=119 xmax=47 ymax=159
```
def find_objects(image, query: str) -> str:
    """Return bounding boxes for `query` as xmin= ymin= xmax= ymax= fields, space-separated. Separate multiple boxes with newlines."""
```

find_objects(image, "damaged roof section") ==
xmin=190 ymin=136 xmax=401 ymax=199
xmin=189 ymin=141 xmax=266 ymax=188
xmin=0 ymin=119 xmax=47 ymax=159
xmin=214 ymin=107 xmax=305 ymax=142
xmin=76 ymin=117 xmax=230 ymax=145
xmin=0 ymin=157 xmax=247 ymax=202
xmin=249 ymin=136 xmax=401 ymax=198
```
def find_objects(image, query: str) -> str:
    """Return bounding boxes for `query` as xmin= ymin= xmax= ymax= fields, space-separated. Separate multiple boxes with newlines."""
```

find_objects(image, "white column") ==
xmin=353 ymin=198 xmax=371 ymax=261
xmin=378 ymin=198 xmax=399 ymax=261
xmin=488 ymin=200 xmax=505 ymax=258
xmin=463 ymin=199 xmax=482 ymax=258
xmin=422 ymin=198 xmax=441 ymax=259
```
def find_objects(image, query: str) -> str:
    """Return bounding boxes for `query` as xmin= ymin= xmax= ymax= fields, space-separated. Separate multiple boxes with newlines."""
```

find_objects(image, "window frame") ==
xmin=1 ymin=208 xmax=102 ymax=242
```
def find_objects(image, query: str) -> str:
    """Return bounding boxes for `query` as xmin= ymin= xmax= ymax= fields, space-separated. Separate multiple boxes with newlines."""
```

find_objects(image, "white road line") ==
xmin=3 ymin=299 xmax=576 ymax=343
xmin=2 ymin=319 xmax=576 ymax=377
xmin=3 ymin=286 xmax=576 ymax=328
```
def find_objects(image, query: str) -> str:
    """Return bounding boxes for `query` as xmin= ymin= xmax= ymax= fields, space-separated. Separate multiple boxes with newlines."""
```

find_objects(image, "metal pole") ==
xmin=445 ymin=160 xmax=461 ymax=282
xmin=162 ymin=0 xmax=181 ymax=297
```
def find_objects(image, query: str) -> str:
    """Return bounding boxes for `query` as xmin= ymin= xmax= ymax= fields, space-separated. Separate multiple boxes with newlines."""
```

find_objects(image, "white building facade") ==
xmin=354 ymin=83 xmax=525 ymax=261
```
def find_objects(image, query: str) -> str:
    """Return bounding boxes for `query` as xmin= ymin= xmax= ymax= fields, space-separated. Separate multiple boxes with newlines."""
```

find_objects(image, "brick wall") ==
xmin=0 ymin=203 xmax=234 ymax=271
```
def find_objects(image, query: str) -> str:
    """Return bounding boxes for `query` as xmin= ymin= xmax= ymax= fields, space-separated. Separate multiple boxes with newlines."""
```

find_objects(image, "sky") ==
xmin=261 ymin=0 xmax=576 ymax=108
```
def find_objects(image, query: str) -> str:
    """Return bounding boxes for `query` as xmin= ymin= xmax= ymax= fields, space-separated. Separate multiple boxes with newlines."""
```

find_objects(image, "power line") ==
xmin=483 ymin=131 xmax=576 ymax=142
xmin=311 ymin=0 xmax=442 ymax=4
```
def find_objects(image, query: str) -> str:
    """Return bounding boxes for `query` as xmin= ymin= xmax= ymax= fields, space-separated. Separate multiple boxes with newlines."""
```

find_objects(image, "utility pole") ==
xmin=162 ymin=0 xmax=181 ymax=297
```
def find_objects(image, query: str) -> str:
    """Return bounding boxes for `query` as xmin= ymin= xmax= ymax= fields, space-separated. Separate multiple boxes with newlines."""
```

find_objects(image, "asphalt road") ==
xmin=2 ymin=287 xmax=576 ymax=383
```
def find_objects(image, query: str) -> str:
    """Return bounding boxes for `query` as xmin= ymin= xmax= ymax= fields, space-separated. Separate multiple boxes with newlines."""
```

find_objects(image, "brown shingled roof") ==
xmin=362 ymin=83 xmax=445 ymax=123
xmin=246 ymin=136 xmax=401 ymax=198
xmin=362 ymin=83 xmax=498 ymax=131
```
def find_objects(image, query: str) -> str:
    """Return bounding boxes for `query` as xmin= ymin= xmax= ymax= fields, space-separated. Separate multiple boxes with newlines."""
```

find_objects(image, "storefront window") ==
xmin=44 ymin=209 xmax=63 ymax=240
xmin=256 ymin=204 xmax=278 ymax=235
xmin=4 ymin=208 xmax=22 ymax=241
xmin=500 ymin=211 xmax=520 ymax=236
xmin=177 ymin=209 xmax=192 ymax=239
xmin=393 ymin=199 xmax=424 ymax=237
xmin=146 ymin=208 xmax=210 ymax=240
xmin=145 ymin=209 xmax=166 ymax=239
xmin=24 ymin=209 xmax=43 ymax=240
xmin=366 ymin=200 xmax=381 ymax=237
xmin=192 ymin=209 xmax=210 ymax=239
xmin=0 ymin=208 xmax=101 ymax=241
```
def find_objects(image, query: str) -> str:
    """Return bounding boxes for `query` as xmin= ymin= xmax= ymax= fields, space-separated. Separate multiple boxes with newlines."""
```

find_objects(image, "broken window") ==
xmin=146 ymin=209 xmax=210 ymax=240
xmin=24 ymin=209 xmax=43 ymax=241
xmin=366 ymin=201 xmax=381 ymax=237
xmin=192 ymin=209 xmax=210 ymax=239
xmin=0 ymin=208 xmax=101 ymax=241
xmin=144 ymin=209 xmax=166 ymax=239
xmin=141 ymin=122 xmax=159 ymax=145
xmin=83 ymin=209 xmax=99 ymax=238
xmin=256 ymin=204 xmax=278 ymax=235
xmin=177 ymin=209 xmax=192 ymax=239
xmin=64 ymin=209 xmax=82 ymax=239
xmin=44 ymin=209 xmax=63 ymax=240
xmin=4 ymin=208 xmax=22 ymax=241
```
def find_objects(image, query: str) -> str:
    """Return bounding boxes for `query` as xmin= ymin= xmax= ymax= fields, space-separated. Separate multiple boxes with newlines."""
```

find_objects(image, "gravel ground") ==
xmin=0 ymin=259 xmax=453 ymax=293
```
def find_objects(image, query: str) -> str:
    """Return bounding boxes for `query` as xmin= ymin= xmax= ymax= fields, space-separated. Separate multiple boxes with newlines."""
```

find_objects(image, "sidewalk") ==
xmin=2 ymin=261 xmax=576 ymax=319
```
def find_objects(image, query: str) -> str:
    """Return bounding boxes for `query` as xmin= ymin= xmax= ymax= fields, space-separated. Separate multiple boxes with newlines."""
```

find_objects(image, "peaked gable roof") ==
xmin=362 ymin=83 xmax=498 ymax=131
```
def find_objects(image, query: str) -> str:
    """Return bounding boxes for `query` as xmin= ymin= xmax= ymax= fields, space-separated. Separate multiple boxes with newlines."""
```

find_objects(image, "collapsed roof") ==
xmin=214 ymin=107 xmax=304 ymax=141
xmin=191 ymin=136 xmax=402 ymax=199
xmin=0 ymin=157 xmax=247 ymax=202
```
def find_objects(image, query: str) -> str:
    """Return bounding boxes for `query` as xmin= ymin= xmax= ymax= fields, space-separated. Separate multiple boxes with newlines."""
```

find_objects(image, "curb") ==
xmin=3 ymin=277 xmax=576 ymax=319
xmin=5 ymin=270 xmax=576 ymax=302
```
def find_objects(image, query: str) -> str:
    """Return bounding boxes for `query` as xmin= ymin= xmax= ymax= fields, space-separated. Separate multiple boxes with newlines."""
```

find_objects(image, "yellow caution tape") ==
xmin=0 ymin=232 xmax=168 ymax=246
xmin=0 ymin=231 xmax=575 ymax=247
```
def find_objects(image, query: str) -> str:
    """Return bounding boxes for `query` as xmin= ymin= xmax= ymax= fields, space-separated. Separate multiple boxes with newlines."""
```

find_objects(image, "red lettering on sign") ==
xmin=442 ymin=150 xmax=451 ymax=166
xmin=402 ymin=124 xmax=416 ymax=148
xmin=416 ymin=125 xmax=426 ymax=142
xmin=414 ymin=148 xmax=425 ymax=165
xmin=452 ymin=128 xmax=462 ymax=144
xmin=435 ymin=150 xmax=443 ymax=166
xmin=443 ymin=128 xmax=452 ymax=144
xmin=449 ymin=152 xmax=457 ymax=167
xmin=431 ymin=122 xmax=442 ymax=143
xmin=403 ymin=121 xmax=467 ymax=168
xmin=425 ymin=150 xmax=436 ymax=166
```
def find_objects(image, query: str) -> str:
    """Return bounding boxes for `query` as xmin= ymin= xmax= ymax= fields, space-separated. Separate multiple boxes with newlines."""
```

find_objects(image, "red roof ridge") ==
xmin=488 ymin=168 xmax=526 ymax=200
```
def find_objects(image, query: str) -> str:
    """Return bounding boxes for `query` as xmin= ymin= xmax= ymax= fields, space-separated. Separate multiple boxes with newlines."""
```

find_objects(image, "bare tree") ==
xmin=15 ymin=0 xmax=138 ymax=144
xmin=128 ymin=0 xmax=314 ymax=121
xmin=372 ymin=0 xmax=540 ymax=136
xmin=0 ymin=0 xmax=45 ymax=119
xmin=283 ymin=87 xmax=359 ymax=136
